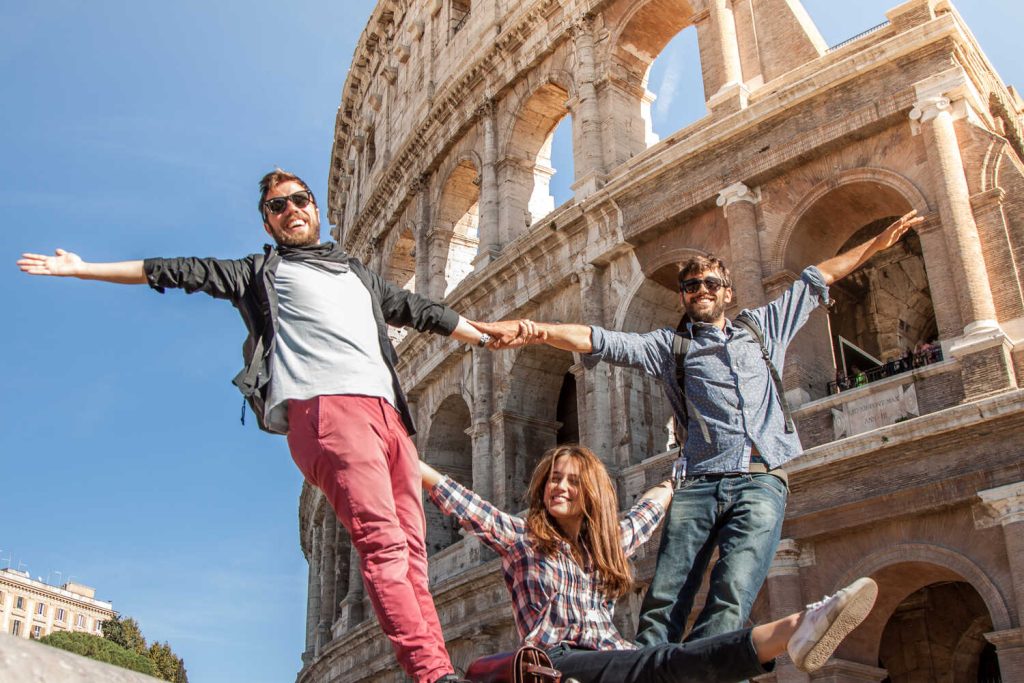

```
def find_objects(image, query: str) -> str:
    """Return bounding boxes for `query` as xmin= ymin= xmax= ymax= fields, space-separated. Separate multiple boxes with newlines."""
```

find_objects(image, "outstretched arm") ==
xmin=420 ymin=460 xmax=444 ymax=490
xmin=18 ymin=249 xmax=146 ymax=285
xmin=641 ymin=479 xmax=674 ymax=511
xmin=815 ymin=210 xmax=924 ymax=285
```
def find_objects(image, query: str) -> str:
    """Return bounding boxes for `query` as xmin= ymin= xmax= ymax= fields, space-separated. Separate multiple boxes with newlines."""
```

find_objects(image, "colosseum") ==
xmin=296 ymin=0 xmax=1024 ymax=680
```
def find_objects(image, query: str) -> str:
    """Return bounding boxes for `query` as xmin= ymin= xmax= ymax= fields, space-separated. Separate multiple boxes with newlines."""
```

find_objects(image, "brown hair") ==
xmin=525 ymin=445 xmax=633 ymax=600
xmin=677 ymin=255 xmax=731 ymax=289
xmin=257 ymin=169 xmax=315 ymax=219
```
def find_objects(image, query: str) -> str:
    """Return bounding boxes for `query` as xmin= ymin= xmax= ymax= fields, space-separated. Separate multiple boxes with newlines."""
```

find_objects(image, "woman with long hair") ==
xmin=421 ymin=444 xmax=877 ymax=682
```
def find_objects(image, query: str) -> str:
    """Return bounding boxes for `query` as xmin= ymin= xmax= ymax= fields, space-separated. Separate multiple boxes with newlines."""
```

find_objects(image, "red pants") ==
xmin=287 ymin=395 xmax=451 ymax=683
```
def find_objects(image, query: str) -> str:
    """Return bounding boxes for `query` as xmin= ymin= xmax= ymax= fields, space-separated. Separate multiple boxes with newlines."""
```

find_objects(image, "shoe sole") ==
xmin=799 ymin=578 xmax=878 ymax=672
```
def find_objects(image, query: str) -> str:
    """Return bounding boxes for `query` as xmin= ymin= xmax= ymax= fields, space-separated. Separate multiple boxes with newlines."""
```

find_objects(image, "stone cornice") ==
xmin=976 ymin=481 xmax=1024 ymax=528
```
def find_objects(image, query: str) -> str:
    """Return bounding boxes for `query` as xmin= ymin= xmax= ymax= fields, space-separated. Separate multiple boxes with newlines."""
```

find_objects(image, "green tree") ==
xmin=38 ymin=631 xmax=156 ymax=675
xmin=148 ymin=641 xmax=189 ymax=683
xmin=103 ymin=615 xmax=148 ymax=655
xmin=101 ymin=614 xmax=189 ymax=682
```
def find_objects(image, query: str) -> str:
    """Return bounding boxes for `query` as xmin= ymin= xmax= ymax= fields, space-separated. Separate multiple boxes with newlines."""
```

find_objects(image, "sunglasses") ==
xmin=680 ymin=277 xmax=727 ymax=294
xmin=263 ymin=190 xmax=314 ymax=216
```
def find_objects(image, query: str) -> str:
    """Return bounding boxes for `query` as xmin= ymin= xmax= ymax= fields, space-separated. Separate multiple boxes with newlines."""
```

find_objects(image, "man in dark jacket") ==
xmin=18 ymin=169 xmax=515 ymax=683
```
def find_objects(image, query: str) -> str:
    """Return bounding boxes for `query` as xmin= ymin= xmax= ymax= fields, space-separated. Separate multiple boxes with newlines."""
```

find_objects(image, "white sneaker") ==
xmin=787 ymin=577 xmax=878 ymax=672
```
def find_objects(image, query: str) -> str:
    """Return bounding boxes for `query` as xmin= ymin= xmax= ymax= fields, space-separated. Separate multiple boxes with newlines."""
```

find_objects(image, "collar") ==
xmin=683 ymin=318 xmax=733 ymax=336
xmin=275 ymin=241 xmax=348 ymax=261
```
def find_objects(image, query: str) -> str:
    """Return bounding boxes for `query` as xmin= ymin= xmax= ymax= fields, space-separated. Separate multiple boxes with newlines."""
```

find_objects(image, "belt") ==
xmin=749 ymin=461 xmax=788 ymax=487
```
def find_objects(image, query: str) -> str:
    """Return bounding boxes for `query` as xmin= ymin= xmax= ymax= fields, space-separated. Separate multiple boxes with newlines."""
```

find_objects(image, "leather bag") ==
xmin=465 ymin=645 xmax=562 ymax=683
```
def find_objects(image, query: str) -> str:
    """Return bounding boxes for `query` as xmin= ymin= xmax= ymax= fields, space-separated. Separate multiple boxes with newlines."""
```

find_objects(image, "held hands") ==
xmin=471 ymin=319 xmax=548 ymax=349
xmin=17 ymin=249 xmax=85 ymax=277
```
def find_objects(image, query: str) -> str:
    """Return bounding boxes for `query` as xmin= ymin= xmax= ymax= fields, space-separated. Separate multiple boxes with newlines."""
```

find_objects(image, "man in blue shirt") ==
xmin=498 ymin=210 xmax=922 ymax=645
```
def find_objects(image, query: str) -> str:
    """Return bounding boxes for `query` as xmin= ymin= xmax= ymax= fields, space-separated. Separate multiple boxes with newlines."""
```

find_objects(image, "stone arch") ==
xmin=499 ymin=76 xmax=574 ymax=235
xmin=500 ymin=345 xmax=578 ymax=504
xmin=877 ymin=582 xmax=996 ymax=682
xmin=770 ymin=168 xmax=930 ymax=275
xmin=809 ymin=544 xmax=1013 ymax=674
xmin=609 ymin=0 xmax=700 ymax=86
xmin=980 ymin=139 xmax=1003 ymax=194
xmin=422 ymin=393 xmax=473 ymax=555
xmin=432 ymin=155 xmax=481 ymax=297
xmin=770 ymin=169 xmax=934 ymax=400
xmin=835 ymin=542 xmax=1013 ymax=632
xmin=607 ymin=0 xmax=701 ymax=155
xmin=613 ymin=263 xmax=682 ymax=465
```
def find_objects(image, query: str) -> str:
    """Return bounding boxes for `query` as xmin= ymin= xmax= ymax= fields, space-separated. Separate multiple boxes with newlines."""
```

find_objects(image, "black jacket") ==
xmin=143 ymin=243 xmax=460 ymax=435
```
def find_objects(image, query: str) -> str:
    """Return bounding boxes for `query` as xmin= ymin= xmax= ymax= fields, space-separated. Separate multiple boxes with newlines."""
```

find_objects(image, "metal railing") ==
xmin=826 ymin=20 xmax=891 ymax=53
xmin=827 ymin=347 xmax=943 ymax=394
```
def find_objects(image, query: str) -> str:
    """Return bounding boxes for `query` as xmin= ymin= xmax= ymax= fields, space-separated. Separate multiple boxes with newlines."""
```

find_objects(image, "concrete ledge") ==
xmin=0 ymin=633 xmax=159 ymax=683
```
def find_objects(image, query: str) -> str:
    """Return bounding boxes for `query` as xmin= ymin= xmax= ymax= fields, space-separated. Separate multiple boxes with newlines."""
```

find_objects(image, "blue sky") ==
xmin=2 ymin=2 xmax=1020 ymax=682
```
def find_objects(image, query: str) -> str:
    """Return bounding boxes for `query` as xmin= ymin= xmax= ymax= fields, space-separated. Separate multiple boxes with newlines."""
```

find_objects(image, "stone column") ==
xmin=317 ymin=514 xmax=338 ymax=652
xmin=303 ymin=523 xmax=322 ymax=664
xmin=332 ymin=525 xmax=351 ymax=637
xmin=977 ymin=482 xmax=1024 ymax=621
xmin=710 ymin=0 xmax=742 ymax=88
xmin=412 ymin=173 xmax=432 ymax=296
xmin=766 ymin=540 xmax=810 ymax=682
xmin=912 ymin=215 xmax=963 ymax=341
xmin=909 ymin=81 xmax=998 ymax=337
xmin=575 ymin=265 xmax=614 ymax=461
xmin=339 ymin=546 xmax=365 ymax=629
xmin=569 ymin=16 xmax=606 ymax=199
xmin=497 ymin=156 xmax=535 ymax=246
xmin=471 ymin=347 xmax=496 ymax=499
xmin=717 ymin=182 xmax=766 ymax=309
xmin=707 ymin=0 xmax=749 ymax=112
xmin=984 ymin=628 xmax=1024 ymax=683
xmin=474 ymin=99 xmax=501 ymax=268
xmin=426 ymin=226 xmax=454 ymax=300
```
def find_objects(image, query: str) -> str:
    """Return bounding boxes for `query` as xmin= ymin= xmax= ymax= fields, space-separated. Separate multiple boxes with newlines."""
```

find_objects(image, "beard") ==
xmin=274 ymin=229 xmax=320 ymax=247
xmin=270 ymin=217 xmax=321 ymax=247
xmin=685 ymin=295 xmax=726 ymax=323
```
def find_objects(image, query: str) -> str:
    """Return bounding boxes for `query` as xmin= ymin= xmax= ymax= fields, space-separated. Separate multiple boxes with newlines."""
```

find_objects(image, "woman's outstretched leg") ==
xmin=751 ymin=577 xmax=878 ymax=672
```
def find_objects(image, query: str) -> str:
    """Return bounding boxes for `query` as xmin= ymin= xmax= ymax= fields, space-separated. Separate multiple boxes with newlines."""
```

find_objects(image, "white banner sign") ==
xmin=832 ymin=383 xmax=919 ymax=439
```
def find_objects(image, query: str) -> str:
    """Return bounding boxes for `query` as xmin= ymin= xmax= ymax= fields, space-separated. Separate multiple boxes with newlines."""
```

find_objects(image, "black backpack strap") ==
xmin=672 ymin=320 xmax=711 ymax=445
xmin=233 ymin=253 xmax=268 ymax=426
xmin=734 ymin=312 xmax=795 ymax=434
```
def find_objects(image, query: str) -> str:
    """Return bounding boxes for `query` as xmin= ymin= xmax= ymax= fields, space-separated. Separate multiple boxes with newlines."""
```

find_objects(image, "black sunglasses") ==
xmin=263 ymin=190 xmax=314 ymax=216
xmin=680 ymin=276 xmax=727 ymax=294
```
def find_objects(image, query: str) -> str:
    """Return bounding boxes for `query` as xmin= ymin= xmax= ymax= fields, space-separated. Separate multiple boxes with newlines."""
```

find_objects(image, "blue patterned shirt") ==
xmin=584 ymin=266 xmax=829 ymax=473
xmin=428 ymin=476 xmax=665 ymax=650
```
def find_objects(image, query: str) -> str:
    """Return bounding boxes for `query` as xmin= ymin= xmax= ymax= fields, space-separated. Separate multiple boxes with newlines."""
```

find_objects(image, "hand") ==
xmin=471 ymin=319 xmax=547 ymax=349
xmin=17 ymin=249 xmax=85 ymax=277
xmin=875 ymin=210 xmax=924 ymax=250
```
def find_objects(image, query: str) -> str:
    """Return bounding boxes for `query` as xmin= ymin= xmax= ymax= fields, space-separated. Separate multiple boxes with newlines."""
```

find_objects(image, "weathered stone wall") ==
xmin=297 ymin=0 xmax=1024 ymax=681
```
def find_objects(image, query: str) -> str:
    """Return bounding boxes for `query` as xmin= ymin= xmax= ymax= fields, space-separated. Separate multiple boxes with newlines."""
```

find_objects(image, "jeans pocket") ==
xmin=750 ymin=473 xmax=788 ymax=501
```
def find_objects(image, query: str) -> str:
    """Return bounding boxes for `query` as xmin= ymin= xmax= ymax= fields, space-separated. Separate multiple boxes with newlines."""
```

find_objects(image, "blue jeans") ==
xmin=635 ymin=473 xmax=787 ymax=646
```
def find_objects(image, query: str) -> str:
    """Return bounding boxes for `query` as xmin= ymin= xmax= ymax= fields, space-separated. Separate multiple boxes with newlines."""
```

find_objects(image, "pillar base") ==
xmin=985 ymin=628 xmax=1024 ymax=682
xmin=472 ymin=246 xmax=502 ymax=270
xmin=572 ymin=170 xmax=607 ymax=201
xmin=708 ymin=81 xmax=750 ymax=115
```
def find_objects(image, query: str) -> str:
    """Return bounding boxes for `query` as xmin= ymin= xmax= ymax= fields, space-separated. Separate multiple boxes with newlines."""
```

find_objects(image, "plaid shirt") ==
xmin=429 ymin=476 xmax=665 ymax=651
